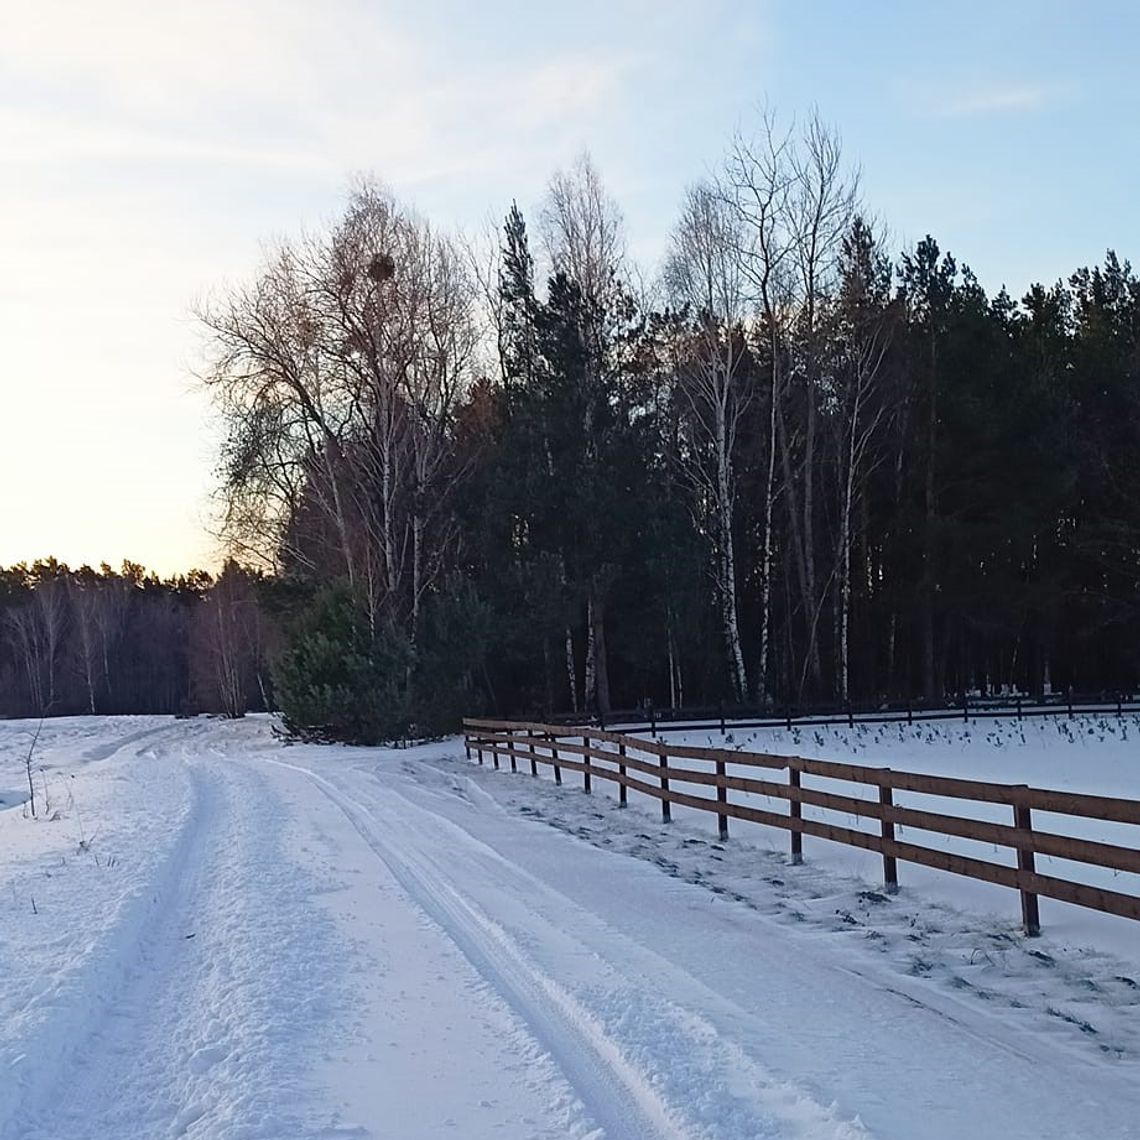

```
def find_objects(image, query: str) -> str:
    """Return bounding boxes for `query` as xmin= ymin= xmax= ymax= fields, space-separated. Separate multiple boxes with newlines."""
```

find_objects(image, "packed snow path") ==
xmin=1 ymin=718 xmax=1138 ymax=1139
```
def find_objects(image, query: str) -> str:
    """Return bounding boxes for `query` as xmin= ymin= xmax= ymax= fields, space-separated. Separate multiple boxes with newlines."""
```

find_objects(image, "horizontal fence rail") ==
xmin=462 ymin=718 xmax=1140 ymax=936
xmin=533 ymin=695 xmax=1140 ymax=736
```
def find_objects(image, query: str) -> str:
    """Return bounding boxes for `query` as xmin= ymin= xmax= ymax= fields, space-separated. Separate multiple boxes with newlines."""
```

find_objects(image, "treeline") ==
xmin=191 ymin=112 xmax=1140 ymax=741
xmin=0 ymin=559 xmax=275 ymax=719
xmin=12 ymin=113 xmax=1137 ymax=739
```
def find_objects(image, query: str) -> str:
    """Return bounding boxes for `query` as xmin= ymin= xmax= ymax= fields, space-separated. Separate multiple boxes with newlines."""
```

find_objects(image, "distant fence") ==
xmin=533 ymin=693 xmax=1140 ymax=736
xmin=462 ymin=717 xmax=1140 ymax=935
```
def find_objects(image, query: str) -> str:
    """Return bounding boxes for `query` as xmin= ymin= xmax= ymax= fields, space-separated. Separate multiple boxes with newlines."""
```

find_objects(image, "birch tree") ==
xmin=200 ymin=181 xmax=478 ymax=651
xmin=787 ymin=113 xmax=858 ymax=694
xmin=723 ymin=114 xmax=796 ymax=703
xmin=725 ymin=110 xmax=857 ymax=701
xmin=70 ymin=570 xmax=102 ymax=714
xmin=666 ymin=182 xmax=751 ymax=700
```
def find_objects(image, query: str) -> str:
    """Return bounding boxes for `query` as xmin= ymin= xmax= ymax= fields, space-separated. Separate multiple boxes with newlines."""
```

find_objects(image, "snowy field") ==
xmin=0 ymin=715 xmax=1138 ymax=1139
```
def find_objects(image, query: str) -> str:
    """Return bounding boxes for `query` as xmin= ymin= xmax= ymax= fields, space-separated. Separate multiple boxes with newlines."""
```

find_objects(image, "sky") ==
xmin=2 ymin=1 xmax=1137 ymax=576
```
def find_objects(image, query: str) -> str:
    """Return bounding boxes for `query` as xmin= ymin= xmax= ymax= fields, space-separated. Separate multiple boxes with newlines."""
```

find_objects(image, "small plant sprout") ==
xmin=23 ymin=718 xmax=44 ymax=819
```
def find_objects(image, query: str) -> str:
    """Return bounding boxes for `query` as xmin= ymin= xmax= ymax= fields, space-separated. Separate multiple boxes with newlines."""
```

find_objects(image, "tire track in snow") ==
xmin=268 ymin=756 xmax=875 ymax=1140
xmin=0 ymin=731 xmax=209 ymax=1140
xmin=263 ymin=756 xmax=693 ymax=1140
xmin=77 ymin=721 xmax=187 ymax=765
xmin=5 ymin=732 xmax=339 ymax=1140
xmin=371 ymin=761 xmax=876 ymax=1140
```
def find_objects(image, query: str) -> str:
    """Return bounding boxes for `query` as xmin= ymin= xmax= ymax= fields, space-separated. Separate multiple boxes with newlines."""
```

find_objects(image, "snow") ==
xmin=1 ymin=714 xmax=1138 ymax=1139
xmin=616 ymin=715 xmax=1140 ymax=959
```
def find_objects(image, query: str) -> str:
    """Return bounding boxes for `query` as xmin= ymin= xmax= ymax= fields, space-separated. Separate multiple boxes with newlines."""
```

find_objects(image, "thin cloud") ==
xmin=0 ymin=108 xmax=321 ymax=173
xmin=905 ymin=82 xmax=1069 ymax=120
xmin=0 ymin=1 xmax=412 ymax=115
xmin=940 ymin=85 xmax=1056 ymax=117
xmin=2 ymin=1 xmax=635 ymax=188
xmin=304 ymin=50 xmax=635 ymax=188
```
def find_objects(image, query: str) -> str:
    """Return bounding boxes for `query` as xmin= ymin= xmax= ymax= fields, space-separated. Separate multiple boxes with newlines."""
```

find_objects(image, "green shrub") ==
xmin=274 ymin=585 xmax=412 ymax=744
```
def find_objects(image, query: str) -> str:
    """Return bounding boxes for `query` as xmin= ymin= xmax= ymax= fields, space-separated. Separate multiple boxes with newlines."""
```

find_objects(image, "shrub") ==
xmin=274 ymin=586 xmax=412 ymax=744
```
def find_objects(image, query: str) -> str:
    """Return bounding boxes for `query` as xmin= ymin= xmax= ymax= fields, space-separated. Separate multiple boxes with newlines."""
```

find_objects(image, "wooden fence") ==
xmin=539 ymin=694 xmax=1140 ymax=736
xmin=462 ymin=718 xmax=1140 ymax=935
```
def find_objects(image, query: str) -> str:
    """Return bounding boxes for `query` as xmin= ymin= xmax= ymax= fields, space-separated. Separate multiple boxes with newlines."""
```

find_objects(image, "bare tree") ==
xmin=400 ymin=225 xmax=482 ymax=644
xmin=724 ymin=108 xmax=858 ymax=701
xmin=666 ymin=182 xmax=751 ymax=700
xmin=192 ymin=562 xmax=267 ymax=717
xmin=70 ymin=572 xmax=102 ymax=714
xmin=723 ymin=112 xmax=796 ymax=703
xmin=199 ymin=180 xmax=480 ymax=653
xmin=92 ymin=564 xmax=130 ymax=702
xmin=201 ymin=238 xmax=353 ymax=577
xmin=6 ymin=570 xmax=68 ymax=714
xmin=7 ymin=604 xmax=45 ymax=715
xmin=541 ymin=152 xmax=626 ymax=317
xmin=788 ymin=112 xmax=859 ymax=694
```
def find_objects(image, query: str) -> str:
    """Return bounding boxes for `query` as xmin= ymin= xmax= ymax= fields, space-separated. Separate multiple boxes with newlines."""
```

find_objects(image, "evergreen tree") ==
xmin=274 ymin=585 xmax=412 ymax=744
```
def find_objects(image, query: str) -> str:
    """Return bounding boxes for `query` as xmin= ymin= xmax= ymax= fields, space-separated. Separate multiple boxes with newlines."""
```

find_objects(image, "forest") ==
xmin=4 ymin=114 xmax=1139 ymax=737
xmin=0 ymin=559 xmax=271 ymax=720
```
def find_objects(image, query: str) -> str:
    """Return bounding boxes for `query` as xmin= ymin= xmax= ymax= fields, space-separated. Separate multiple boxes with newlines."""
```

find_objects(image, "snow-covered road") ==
xmin=1 ymin=717 xmax=1137 ymax=1139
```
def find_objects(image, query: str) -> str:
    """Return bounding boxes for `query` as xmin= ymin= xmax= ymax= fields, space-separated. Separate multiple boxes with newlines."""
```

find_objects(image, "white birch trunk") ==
xmin=584 ymin=596 xmax=597 ymax=711
xmin=757 ymin=361 xmax=779 ymax=706
xmin=715 ymin=406 xmax=747 ymax=701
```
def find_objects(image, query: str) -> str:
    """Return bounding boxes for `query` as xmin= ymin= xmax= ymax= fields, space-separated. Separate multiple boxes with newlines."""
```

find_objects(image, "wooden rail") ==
xmin=462 ymin=718 xmax=1140 ymax=935
xmin=541 ymin=696 xmax=1140 ymax=736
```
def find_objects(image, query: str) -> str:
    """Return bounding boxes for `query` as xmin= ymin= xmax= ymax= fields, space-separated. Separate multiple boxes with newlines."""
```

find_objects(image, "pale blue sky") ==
xmin=2 ymin=1 xmax=1135 ymax=573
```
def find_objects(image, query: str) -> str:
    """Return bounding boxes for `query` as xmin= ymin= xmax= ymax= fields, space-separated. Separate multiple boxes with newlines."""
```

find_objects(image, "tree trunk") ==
xmin=584 ymin=597 xmax=596 ymax=710
xmin=666 ymin=609 xmax=683 ymax=709
xmin=802 ymin=373 xmax=822 ymax=689
xmin=591 ymin=593 xmax=611 ymax=716
xmin=839 ymin=454 xmax=855 ymax=705
xmin=756 ymin=360 xmax=779 ymax=707
xmin=715 ymin=407 xmax=747 ymax=701
xmin=411 ymin=511 xmax=424 ymax=647
xmin=565 ymin=627 xmax=578 ymax=712
xmin=775 ymin=397 xmax=811 ymax=690
xmin=921 ymin=336 xmax=939 ymax=702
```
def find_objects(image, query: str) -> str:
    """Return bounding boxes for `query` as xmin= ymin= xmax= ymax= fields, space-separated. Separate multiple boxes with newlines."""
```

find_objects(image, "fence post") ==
xmin=1016 ymin=696 xmax=1022 ymax=721
xmin=1118 ymin=694 xmax=1123 ymax=719
xmin=847 ymin=703 xmax=854 ymax=729
xmin=552 ymin=743 xmax=562 ymax=786
xmin=1067 ymin=692 xmax=1073 ymax=719
xmin=582 ymin=734 xmax=591 ymax=794
xmin=716 ymin=757 xmax=729 ymax=841
xmin=508 ymin=729 xmax=517 ymax=773
xmin=879 ymin=776 xmax=899 ymax=894
xmin=1014 ymin=792 xmax=1041 ymax=936
xmin=492 ymin=730 xmax=501 ymax=770
xmin=785 ymin=704 xmax=793 ymax=732
xmin=618 ymin=742 xmax=628 ymax=807
xmin=963 ymin=695 xmax=969 ymax=724
xmin=477 ymin=734 xmax=484 ymax=766
xmin=528 ymin=729 xmax=538 ymax=776
xmin=719 ymin=701 xmax=726 ymax=736
xmin=464 ymin=726 xmax=472 ymax=761
xmin=907 ymin=700 xmax=913 ymax=726
xmin=788 ymin=766 xmax=803 ymax=865
xmin=659 ymin=750 xmax=671 ymax=823
xmin=649 ymin=702 xmax=657 ymax=736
